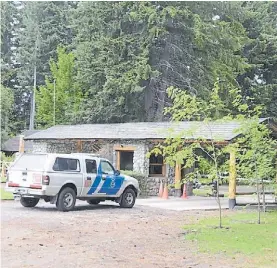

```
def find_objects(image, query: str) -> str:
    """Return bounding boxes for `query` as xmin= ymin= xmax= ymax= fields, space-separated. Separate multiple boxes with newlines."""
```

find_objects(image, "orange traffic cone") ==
xmin=182 ymin=184 xmax=188 ymax=199
xmin=162 ymin=182 xmax=169 ymax=199
xmin=158 ymin=180 xmax=164 ymax=198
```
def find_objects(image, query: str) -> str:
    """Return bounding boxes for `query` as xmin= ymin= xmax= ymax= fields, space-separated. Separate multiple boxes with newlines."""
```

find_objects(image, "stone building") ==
xmin=1 ymin=130 xmax=39 ymax=155
xmin=25 ymin=119 xmax=277 ymax=197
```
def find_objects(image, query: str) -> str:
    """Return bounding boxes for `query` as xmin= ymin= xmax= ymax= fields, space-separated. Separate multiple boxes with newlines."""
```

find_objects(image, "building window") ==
xmin=149 ymin=154 xmax=165 ymax=176
xmin=116 ymin=150 xmax=134 ymax=171
xmin=119 ymin=151 xmax=134 ymax=171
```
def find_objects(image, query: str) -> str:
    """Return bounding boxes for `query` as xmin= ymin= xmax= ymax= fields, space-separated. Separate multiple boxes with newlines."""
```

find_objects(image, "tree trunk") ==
xmin=217 ymin=176 xmax=222 ymax=228
xmin=257 ymin=182 xmax=261 ymax=224
xmin=262 ymin=180 xmax=266 ymax=213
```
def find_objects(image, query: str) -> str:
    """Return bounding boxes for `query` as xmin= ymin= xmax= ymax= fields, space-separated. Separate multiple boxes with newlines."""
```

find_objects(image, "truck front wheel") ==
xmin=20 ymin=197 xmax=40 ymax=207
xmin=56 ymin=187 xmax=76 ymax=212
xmin=120 ymin=188 xmax=136 ymax=208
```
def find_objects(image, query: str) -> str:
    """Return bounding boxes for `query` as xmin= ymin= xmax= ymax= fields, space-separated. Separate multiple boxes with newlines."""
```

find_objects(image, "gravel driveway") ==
xmin=1 ymin=200 xmax=246 ymax=268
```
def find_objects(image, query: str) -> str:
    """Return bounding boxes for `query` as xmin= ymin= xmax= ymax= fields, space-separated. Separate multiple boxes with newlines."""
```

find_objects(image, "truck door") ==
xmin=97 ymin=160 xmax=125 ymax=196
xmin=82 ymin=159 xmax=99 ymax=196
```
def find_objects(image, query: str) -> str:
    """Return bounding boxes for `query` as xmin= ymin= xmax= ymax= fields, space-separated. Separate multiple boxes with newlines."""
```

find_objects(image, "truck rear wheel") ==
xmin=56 ymin=187 xmax=76 ymax=212
xmin=20 ymin=197 xmax=40 ymax=208
xmin=120 ymin=188 xmax=136 ymax=208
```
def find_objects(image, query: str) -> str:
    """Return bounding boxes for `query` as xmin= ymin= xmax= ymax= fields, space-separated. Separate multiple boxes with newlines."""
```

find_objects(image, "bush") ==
xmin=0 ymin=152 xmax=15 ymax=162
xmin=120 ymin=170 xmax=148 ymax=197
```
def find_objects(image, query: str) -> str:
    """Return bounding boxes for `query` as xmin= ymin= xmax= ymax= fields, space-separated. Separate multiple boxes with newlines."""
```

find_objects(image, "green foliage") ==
xmin=239 ymin=2 xmax=277 ymax=119
xmin=184 ymin=211 xmax=277 ymax=266
xmin=15 ymin=1 xmax=74 ymax=130
xmin=1 ymin=1 xmax=277 ymax=133
xmin=150 ymin=81 xmax=242 ymax=178
xmin=0 ymin=152 xmax=15 ymax=163
xmin=72 ymin=2 xmax=156 ymax=123
xmin=36 ymin=46 xmax=81 ymax=128
xmin=0 ymin=84 xmax=14 ymax=145
xmin=236 ymin=119 xmax=277 ymax=183
xmin=120 ymin=170 xmax=148 ymax=196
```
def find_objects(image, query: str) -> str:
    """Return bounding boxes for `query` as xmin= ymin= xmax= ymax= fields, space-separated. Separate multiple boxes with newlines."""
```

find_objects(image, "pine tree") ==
xmin=16 ymin=1 xmax=75 ymax=130
xmin=36 ymin=46 xmax=80 ymax=128
xmin=238 ymin=2 xmax=277 ymax=119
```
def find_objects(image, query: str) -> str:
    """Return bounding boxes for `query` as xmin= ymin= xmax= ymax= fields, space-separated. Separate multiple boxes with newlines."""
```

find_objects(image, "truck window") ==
xmin=9 ymin=154 xmax=47 ymax=171
xmin=101 ymin=161 xmax=115 ymax=175
xmin=53 ymin=158 xmax=80 ymax=172
xmin=85 ymin=160 xmax=97 ymax=174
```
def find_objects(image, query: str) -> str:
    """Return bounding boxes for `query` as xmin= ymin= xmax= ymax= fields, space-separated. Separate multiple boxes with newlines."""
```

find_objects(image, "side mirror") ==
xmin=115 ymin=170 xmax=120 ymax=176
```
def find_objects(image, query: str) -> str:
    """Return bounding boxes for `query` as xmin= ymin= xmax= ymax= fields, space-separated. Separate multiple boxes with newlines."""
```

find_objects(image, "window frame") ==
xmin=148 ymin=154 xmax=165 ymax=177
xmin=85 ymin=159 xmax=97 ymax=174
xmin=52 ymin=157 xmax=81 ymax=173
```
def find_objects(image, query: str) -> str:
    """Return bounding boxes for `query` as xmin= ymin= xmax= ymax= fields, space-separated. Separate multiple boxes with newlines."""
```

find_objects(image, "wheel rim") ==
xmin=63 ymin=193 xmax=74 ymax=208
xmin=125 ymin=192 xmax=133 ymax=205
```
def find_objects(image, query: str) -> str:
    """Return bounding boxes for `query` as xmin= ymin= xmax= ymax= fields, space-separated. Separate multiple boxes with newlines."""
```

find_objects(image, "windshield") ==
xmin=9 ymin=154 xmax=47 ymax=171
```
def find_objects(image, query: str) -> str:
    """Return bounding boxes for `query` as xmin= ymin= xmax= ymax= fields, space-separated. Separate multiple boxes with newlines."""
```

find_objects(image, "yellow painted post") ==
xmin=19 ymin=135 xmax=24 ymax=153
xmin=76 ymin=140 xmax=83 ymax=153
xmin=229 ymin=150 xmax=237 ymax=209
xmin=175 ymin=163 xmax=182 ymax=197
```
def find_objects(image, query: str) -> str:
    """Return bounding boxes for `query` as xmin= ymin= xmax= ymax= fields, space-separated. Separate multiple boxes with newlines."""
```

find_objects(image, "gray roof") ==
xmin=2 ymin=130 xmax=39 ymax=152
xmin=25 ymin=119 xmax=270 ymax=142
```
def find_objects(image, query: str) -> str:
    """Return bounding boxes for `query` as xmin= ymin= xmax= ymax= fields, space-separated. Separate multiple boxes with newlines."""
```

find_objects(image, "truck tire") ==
xmin=56 ymin=187 xmax=76 ymax=212
xmin=120 ymin=188 xmax=136 ymax=208
xmin=87 ymin=199 xmax=101 ymax=205
xmin=20 ymin=197 xmax=40 ymax=207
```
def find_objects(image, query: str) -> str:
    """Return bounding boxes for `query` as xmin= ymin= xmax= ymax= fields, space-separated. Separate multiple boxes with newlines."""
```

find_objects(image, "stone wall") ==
xmin=31 ymin=139 xmax=170 ymax=196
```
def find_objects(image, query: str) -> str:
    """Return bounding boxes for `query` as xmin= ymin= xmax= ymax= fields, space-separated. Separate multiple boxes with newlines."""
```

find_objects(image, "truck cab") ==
xmin=5 ymin=153 xmax=140 ymax=211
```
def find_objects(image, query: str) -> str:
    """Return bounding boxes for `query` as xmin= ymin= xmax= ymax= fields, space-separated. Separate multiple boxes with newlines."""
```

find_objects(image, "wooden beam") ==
xmin=116 ymin=151 xmax=120 ymax=170
xmin=114 ymin=145 xmax=136 ymax=151
xmin=19 ymin=135 xmax=24 ymax=153
xmin=228 ymin=150 xmax=236 ymax=209
xmin=76 ymin=140 xmax=83 ymax=152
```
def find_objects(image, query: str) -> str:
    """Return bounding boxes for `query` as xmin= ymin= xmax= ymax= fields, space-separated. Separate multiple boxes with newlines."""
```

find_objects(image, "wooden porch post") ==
xmin=76 ymin=140 xmax=83 ymax=153
xmin=19 ymin=135 xmax=24 ymax=153
xmin=116 ymin=151 xmax=120 ymax=170
xmin=228 ymin=150 xmax=236 ymax=209
xmin=175 ymin=163 xmax=182 ymax=197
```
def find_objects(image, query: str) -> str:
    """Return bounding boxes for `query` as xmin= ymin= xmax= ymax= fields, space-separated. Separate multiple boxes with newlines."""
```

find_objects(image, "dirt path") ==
xmin=1 ymin=200 xmax=246 ymax=268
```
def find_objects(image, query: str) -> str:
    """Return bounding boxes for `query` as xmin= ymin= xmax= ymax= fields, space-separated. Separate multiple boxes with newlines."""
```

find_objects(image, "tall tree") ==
xmin=16 ymin=1 xmax=74 ymax=131
xmin=36 ymin=46 xmax=80 ymax=128
xmin=72 ymin=2 xmax=155 ymax=123
xmin=72 ymin=2 xmax=249 ymax=123
xmin=0 ymin=1 xmax=21 ymax=88
xmin=0 ymin=84 xmax=14 ymax=145
xmin=238 ymin=2 xmax=277 ymax=119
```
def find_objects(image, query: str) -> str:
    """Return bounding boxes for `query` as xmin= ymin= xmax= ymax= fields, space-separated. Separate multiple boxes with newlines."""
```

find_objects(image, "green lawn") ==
xmin=184 ymin=211 xmax=277 ymax=267
xmin=1 ymin=187 xmax=13 ymax=200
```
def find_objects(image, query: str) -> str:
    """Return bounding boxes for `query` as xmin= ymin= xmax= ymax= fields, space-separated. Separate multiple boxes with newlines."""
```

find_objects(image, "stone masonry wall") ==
xmin=31 ymin=139 xmax=169 ymax=196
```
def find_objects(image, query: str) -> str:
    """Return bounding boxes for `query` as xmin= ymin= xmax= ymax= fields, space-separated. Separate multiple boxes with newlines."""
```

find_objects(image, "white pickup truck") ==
xmin=5 ymin=153 xmax=140 ymax=211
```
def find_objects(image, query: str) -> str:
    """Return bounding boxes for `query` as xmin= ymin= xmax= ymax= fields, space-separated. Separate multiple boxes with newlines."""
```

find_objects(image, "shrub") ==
xmin=120 ymin=170 xmax=148 ymax=197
